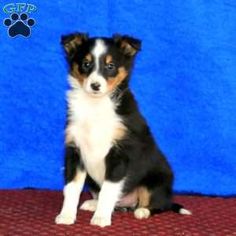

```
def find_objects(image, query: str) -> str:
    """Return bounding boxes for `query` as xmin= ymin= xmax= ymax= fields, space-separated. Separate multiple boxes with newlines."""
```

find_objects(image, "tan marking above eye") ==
xmin=85 ymin=54 xmax=92 ymax=62
xmin=105 ymin=55 xmax=113 ymax=64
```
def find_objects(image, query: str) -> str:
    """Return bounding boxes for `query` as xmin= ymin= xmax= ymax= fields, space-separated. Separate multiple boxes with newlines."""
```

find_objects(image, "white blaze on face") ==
xmin=84 ymin=39 xmax=108 ymax=96
xmin=92 ymin=39 xmax=106 ymax=71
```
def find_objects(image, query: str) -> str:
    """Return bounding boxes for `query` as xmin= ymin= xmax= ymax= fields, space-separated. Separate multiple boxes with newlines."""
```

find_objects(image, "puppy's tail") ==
xmin=150 ymin=203 xmax=192 ymax=215
xmin=171 ymin=203 xmax=192 ymax=215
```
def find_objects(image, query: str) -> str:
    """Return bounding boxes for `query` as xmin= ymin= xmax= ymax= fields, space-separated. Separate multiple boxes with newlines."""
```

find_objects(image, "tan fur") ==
xmin=85 ymin=54 xmax=92 ymax=62
xmin=107 ymin=67 xmax=128 ymax=92
xmin=137 ymin=187 xmax=151 ymax=208
xmin=71 ymin=63 xmax=86 ymax=86
xmin=105 ymin=55 xmax=113 ymax=64
xmin=64 ymin=34 xmax=87 ymax=54
xmin=73 ymin=170 xmax=85 ymax=182
xmin=113 ymin=122 xmax=127 ymax=142
xmin=121 ymin=41 xmax=137 ymax=56
xmin=65 ymin=127 xmax=74 ymax=145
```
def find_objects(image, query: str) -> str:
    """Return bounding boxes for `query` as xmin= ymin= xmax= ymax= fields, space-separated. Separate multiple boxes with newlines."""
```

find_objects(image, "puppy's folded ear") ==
xmin=113 ymin=34 xmax=141 ymax=56
xmin=61 ymin=32 xmax=88 ymax=60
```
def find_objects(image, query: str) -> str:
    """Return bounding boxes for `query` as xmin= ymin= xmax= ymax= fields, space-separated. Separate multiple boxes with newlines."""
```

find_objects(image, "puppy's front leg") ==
xmin=90 ymin=180 xmax=124 ymax=227
xmin=90 ymin=148 xmax=127 ymax=227
xmin=55 ymin=145 xmax=86 ymax=225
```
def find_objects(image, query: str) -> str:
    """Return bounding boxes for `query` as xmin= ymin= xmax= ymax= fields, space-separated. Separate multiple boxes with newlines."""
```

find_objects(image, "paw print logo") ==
xmin=3 ymin=13 xmax=35 ymax=38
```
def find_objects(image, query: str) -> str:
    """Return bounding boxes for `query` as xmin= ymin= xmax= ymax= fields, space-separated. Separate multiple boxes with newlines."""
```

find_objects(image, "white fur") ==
xmin=179 ymin=208 xmax=192 ymax=215
xmin=58 ymin=41 xmax=124 ymax=226
xmin=67 ymin=81 xmax=122 ymax=186
xmin=84 ymin=71 xmax=107 ymax=95
xmin=92 ymin=39 xmax=107 ymax=71
xmin=55 ymin=171 xmax=86 ymax=225
xmin=80 ymin=199 xmax=98 ymax=212
xmin=134 ymin=208 xmax=151 ymax=219
xmin=68 ymin=75 xmax=80 ymax=89
xmin=83 ymin=39 xmax=108 ymax=96
xmin=91 ymin=180 xmax=124 ymax=227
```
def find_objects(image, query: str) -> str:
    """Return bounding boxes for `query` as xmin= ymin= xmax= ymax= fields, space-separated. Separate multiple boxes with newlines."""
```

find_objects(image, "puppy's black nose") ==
xmin=91 ymin=82 xmax=101 ymax=91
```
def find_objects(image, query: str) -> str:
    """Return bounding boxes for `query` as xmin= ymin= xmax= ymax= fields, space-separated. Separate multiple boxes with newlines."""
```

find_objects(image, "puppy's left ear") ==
xmin=113 ymin=34 xmax=141 ymax=56
xmin=61 ymin=32 xmax=88 ymax=59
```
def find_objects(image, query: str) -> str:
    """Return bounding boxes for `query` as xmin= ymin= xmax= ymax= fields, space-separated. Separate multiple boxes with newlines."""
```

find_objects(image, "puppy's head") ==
xmin=61 ymin=33 xmax=141 ymax=97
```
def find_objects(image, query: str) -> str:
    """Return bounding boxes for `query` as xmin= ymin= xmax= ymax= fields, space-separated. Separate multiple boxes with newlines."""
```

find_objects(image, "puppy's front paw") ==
xmin=90 ymin=214 xmax=111 ymax=227
xmin=55 ymin=213 xmax=76 ymax=225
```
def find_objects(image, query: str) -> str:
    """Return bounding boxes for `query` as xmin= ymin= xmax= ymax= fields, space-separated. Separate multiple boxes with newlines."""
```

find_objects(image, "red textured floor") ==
xmin=0 ymin=190 xmax=235 ymax=236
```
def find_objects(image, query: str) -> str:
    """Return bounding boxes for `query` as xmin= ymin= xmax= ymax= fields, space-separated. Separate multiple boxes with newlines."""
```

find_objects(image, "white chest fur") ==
xmin=66 ymin=88 xmax=124 ymax=186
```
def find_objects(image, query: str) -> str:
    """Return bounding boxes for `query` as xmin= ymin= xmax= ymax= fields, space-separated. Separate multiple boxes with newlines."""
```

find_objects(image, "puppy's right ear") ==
xmin=61 ymin=32 xmax=88 ymax=60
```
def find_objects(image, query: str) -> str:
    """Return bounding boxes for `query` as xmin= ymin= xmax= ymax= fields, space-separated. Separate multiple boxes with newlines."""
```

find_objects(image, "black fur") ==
xmin=62 ymin=33 xmax=189 ymax=215
xmin=64 ymin=145 xmax=84 ymax=183
xmin=111 ymin=89 xmax=174 ymax=210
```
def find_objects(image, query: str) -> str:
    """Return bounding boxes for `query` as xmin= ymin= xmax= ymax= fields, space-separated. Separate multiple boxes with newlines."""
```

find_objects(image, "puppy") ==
xmin=55 ymin=33 xmax=191 ymax=227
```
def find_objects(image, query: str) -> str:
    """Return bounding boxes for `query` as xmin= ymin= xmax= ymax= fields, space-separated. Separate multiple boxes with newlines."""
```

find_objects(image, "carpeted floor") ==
xmin=0 ymin=190 xmax=235 ymax=236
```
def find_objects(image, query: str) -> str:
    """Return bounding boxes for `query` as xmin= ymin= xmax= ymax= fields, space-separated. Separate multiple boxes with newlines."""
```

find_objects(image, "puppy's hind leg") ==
xmin=134 ymin=187 xmax=151 ymax=220
xmin=80 ymin=199 xmax=98 ymax=212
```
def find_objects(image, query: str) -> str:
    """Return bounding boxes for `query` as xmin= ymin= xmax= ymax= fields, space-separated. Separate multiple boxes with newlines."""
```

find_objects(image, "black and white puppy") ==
xmin=55 ymin=33 xmax=191 ymax=227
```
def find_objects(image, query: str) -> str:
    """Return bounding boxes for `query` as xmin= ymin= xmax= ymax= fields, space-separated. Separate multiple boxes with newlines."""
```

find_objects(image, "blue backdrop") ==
xmin=0 ymin=0 xmax=235 ymax=195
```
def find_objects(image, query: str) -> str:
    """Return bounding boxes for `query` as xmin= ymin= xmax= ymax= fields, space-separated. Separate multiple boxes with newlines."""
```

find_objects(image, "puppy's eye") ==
xmin=105 ymin=63 xmax=116 ymax=70
xmin=82 ymin=60 xmax=92 ymax=70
